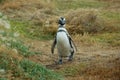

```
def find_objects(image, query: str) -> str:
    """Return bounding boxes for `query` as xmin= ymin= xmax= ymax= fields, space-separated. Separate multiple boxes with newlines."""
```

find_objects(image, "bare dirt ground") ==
xmin=26 ymin=39 xmax=120 ymax=80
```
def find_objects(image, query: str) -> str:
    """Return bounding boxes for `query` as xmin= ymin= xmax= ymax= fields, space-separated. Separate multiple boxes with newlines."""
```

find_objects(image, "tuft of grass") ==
xmin=65 ymin=9 xmax=106 ymax=34
xmin=8 ymin=40 xmax=40 ymax=57
xmin=0 ymin=47 xmax=64 ymax=80
xmin=58 ymin=63 xmax=87 ymax=77
xmin=0 ymin=48 xmax=24 ymax=79
xmin=20 ymin=59 xmax=64 ymax=80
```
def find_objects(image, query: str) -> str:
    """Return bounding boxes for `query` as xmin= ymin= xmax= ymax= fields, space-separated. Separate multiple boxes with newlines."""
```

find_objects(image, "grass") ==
xmin=0 ymin=11 xmax=64 ymax=80
xmin=54 ymin=0 xmax=106 ymax=10
xmin=92 ymin=32 xmax=120 ymax=46
xmin=0 ymin=25 xmax=40 ymax=57
xmin=58 ymin=63 xmax=87 ymax=77
xmin=103 ymin=12 xmax=120 ymax=20
xmin=0 ymin=0 xmax=5 ymax=3
xmin=10 ymin=20 xmax=54 ymax=40
xmin=0 ymin=48 xmax=23 ymax=79
xmin=9 ymin=40 xmax=40 ymax=57
xmin=0 ymin=50 xmax=64 ymax=80
xmin=0 ymin=78 xmax=7 ymax=80
xmin=10 ymin=20 xmax=31 ymax=36
xmin=101 ymin=11 xmax=120 ymax=26
xmin=20 ymin=59 xmax=64 ymax=80
xmin=0 ymin=34 xmax=40 ymax=57
xmin=72 ymin=32 xmax=120 ymax=47
xmin=0 ymin=0 xmax=120 ymax=80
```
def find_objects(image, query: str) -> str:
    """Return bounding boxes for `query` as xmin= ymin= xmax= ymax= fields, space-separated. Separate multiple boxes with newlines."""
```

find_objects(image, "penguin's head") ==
xmin=58 ymin=17 xmax=66 ymax=26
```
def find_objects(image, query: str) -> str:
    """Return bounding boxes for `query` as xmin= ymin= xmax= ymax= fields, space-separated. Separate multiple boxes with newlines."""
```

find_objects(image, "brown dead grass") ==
xmin=64 ymin=9 xmax=106 ymax=34
xmin=0 ymin=0 xmax=55 ymax=23
xmin=0 ymin=45 xmax=23 ymax=61
xmin=84 ymin=58 xmax=120 ymax=80
xmin=43 ymin=9 xmax=106 ymax=35
xmin=1 ymin=0 xmax=22 ymax=10
xmin=1 ymin=0 xmax=55 ymax=10
xmin=40 ymin=10 xmax=119 ymax=38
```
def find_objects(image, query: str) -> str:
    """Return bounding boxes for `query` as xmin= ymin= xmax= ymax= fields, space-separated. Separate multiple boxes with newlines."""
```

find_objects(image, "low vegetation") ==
xmin=0 ymin=50 xmax=63 ymax=80
xmin=0 ymin=0 xmax=120 ymax=80
xmin=0 ymin=13 xmax=63 ymax=80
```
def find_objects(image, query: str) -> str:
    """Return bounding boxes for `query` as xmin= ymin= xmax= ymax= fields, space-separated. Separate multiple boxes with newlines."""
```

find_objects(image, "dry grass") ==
xmin=43 ymin=9 xmax=106 ymax=35
xmin=0 ymin=0 xmax=55 ymax=23
xmin=65 ymin=9 xmax=107 ymax=34
xmin=44 ymin=9 xmax=107 ymax=34
xmin=98 ymin=0 xmax=120 ymax=9
xmin=0 ymin=45 xmax=23 ymax=61
xmin=84 ymin=58 xmax=120 ymax=80
xmin=2 ymin=2 xmax=20 ymax=10
xmin=0 ymin=0 xmax=119 ymax=35
xmin=1 ymin=0 xmax=55 ymax=10
xmin=1 ymin=0 xmax=22 ymax=10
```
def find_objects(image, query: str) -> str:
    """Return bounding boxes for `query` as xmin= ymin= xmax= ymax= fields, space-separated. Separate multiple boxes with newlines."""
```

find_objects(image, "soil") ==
xmin=26 ymin=39 xmax=120 ymax=80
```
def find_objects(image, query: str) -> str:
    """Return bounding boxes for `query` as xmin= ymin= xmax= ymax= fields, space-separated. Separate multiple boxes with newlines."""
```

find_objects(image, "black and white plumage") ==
xmin=51 ymin=17 xmax=76 ymax=64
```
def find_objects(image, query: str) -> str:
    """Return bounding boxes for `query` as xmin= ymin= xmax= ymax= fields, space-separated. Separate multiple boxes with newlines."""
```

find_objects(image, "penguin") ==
xmin=51 ymin=17 xmax=77 ymax=64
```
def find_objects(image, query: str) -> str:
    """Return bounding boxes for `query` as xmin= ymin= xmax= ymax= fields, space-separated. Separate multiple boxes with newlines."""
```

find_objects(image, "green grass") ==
xmin=0 ymin=0 xmax=5 ymax=3
xmin=0 ymin=52 xmax=64 ymax=80
xmin=101 ymin=11 xmax=120 ymax=21
xmin=8 ymin=40 xmax=40 ymax=57
xmin=0 ymin=27 xmax=40 ymax=57
xmin=75 ymin=32 xmax=120 ymax=47
xmin=0 ymin=78 xmax=8 ymax=80
xmin=54 ymin=0 xmax=106 ymax=10
xmin=0 ymin=13 xmax=63 ymax=80
xmin=10 ymin=20 xmax=53 ymax=40
xmin=91 ymin=32 xmax=120 ymax=46
xmin=101 ymin=11 xmax=120 ymax=28
xmin=10 ymin=20 xmax=31 ymax=36
xmin=0 ymin=52 xmax=24 ymax=79
xmin=3 ymin=39 xmax=40 ymax=57
xmin=20 ymin=59 xmax=64 ymax=80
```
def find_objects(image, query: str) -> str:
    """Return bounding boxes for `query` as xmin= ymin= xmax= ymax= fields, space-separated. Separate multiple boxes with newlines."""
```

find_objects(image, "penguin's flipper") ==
xmin=68 ymin=36 xmax=77 ymax=52
xmin=51 ymin=37 xmax=57 ymax=54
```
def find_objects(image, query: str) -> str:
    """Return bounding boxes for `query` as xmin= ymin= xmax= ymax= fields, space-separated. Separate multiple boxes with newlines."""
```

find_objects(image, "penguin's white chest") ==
xmin=56 ymin=32 xmax=71 ymax=57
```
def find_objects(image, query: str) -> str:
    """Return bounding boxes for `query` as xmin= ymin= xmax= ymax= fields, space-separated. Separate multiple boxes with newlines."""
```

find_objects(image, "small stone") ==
xmin=0 ymin=69 xmax=6 ymax=74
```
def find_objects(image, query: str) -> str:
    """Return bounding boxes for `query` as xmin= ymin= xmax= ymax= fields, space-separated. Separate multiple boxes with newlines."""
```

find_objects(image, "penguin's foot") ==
xmin=58 ymin=59 xmax=62 ymax=64
xmin=55 ymin=59 xmax=62 ymax=65
xmin=68 ymin=56 xmax=73 ymax=61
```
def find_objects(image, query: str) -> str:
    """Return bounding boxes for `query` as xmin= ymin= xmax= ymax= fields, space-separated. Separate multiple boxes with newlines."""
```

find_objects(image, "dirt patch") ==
xmin=26 ymin=39 xmax=120 ymax=80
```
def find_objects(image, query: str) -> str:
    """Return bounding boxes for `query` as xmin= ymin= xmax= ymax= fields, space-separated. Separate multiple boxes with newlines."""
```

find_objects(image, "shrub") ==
xmin=65 ymin=9 xmax=105 ymax=34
